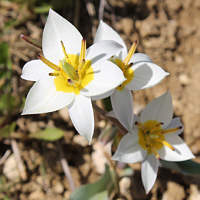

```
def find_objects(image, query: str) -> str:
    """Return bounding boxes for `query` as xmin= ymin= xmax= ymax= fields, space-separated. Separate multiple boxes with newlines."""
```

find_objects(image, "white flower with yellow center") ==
xmin=94 ymin=21 xmax=169 ymax=132
xmin=21 ymin=9 xmax=126 ymax=143
xmin=111 ymin=91 xmax=195 ymax=193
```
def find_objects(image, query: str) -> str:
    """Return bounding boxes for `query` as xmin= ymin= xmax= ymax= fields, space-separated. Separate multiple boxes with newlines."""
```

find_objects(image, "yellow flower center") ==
xmin=135 ymin=120 xmax=181 ymax=160
xmin=110 ymin=41 xmax=137 ymax=91
xmin=38 ymin=39 xmax=93 ymax=95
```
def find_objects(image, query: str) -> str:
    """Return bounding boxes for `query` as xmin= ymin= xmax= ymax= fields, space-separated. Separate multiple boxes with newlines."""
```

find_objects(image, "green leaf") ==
xmin=89 ymin=190 xmax=108 ymax=200
xmin=33 ymin=4 xmax=52 ymax=14
xmin=0 ymin=42 xmax=11 ymax=68
xmin=70 ymin=165 xmax=112 ymax=200
xmin=0 ymin=122 xmax=16 ymax=138
xmin=175 ymin=160 xmax=200 ymax=174
xmin=161 ymin=160 xmax=200 ymax=176
xmin=109 ymin=168 xmax=119 ymax=194
xmin=29 ymin=128 xmax=64 ymax=141
xmin=0 ymin=94 xmax=15 ymax=114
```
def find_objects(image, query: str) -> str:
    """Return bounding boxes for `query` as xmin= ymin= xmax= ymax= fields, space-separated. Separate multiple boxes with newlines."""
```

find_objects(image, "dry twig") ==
xmin=56 ymin=140 xmax=76 ymax=191
xmin=0 ymin=149 xmax=11 ymax=166
xmin=92 ymin=102 xmax=127 ymax=135
xmin=11 ymin=139 xmax=27 ymax=181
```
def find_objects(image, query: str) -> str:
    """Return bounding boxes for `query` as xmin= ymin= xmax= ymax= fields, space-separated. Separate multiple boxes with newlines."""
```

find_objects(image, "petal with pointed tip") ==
xmin=80 ymin=60 xmax=126 ymax=97
xmin=112 ymin=131 xmax=146 ymax=163
xmin=94 ymin=20 xmax=127 ymax=60
xmin=68 ymin=94 xmax=94 ymax=144
xmin=141 ymin=154 xmax=158 ymax=194
xmin=111 ymin=88 xmax=134 ymax=131
xmin=42 ymin=9 xmax=82 ymax=64
xmin=140 ymin=91 xmax=173 ymax=128
xmin=157 ymin=134 xmax=195 ymax=161
xmin=22 ymin=77 xmax=74 ymax=114
xmin=125 ymin=62 xmax=169 ymax=90
xmin=86 ymin=40 xmax=123 ymax=65
xmin=21 ymin=60 xmax=52 ymax=81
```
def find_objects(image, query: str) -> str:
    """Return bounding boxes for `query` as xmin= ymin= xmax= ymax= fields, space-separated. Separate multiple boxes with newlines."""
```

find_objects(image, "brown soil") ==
xmin=1 ymin=0 xmax=200 ymax=199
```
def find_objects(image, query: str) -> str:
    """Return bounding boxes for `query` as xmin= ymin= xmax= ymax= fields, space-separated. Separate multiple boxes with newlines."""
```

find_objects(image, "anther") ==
xmin=135 ymin=121 xmax=146 ymax=129
xmin=49 ymin=72 xmax=59 ymax=76
xmin=124 ymin=62 xmax=133 ymax=70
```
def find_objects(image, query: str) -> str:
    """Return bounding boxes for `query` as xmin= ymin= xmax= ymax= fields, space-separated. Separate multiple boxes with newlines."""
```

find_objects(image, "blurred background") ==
xmin=0 ymin=0 xmax=200 ymax=199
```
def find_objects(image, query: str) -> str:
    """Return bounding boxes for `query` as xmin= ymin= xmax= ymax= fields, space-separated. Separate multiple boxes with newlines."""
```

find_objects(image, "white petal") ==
xmin=22 ymin=77 xmax=74 ymax=114
xmin=125 ymin=62 xmax=169 ymax=90
xmin=94 ymin=20 xmax=127 ymax=60
xmin=157 ymin=134 xmax=195 ymax=161
xmin=129 ymin=53 xmax=152 ymax=64
xmin=42 ymin=9 xmax=82 ymax=64
xmin=80 ymin=60 xmax=126 ymax=97
xmin=91 ymin=89 xmax=115 ymax=101
xmin=112 ymin=131 xmax=147 ymax=163
xmin=111 ymin=89 xmax=134 ymax=131
xmin=21 ymin=60 xmax=52 ymax=81
xmin=165 ymin=117 xmax=184 ymax=135
xmin=141 ymin=154 xmax=158 ymax=194
xmin=68 ymin=94 xmax=94 ymax=144
xmin=141 ymin=91 xmax=173 ymax=128
xmin=86 ymin=40 xmax=123 ymax=65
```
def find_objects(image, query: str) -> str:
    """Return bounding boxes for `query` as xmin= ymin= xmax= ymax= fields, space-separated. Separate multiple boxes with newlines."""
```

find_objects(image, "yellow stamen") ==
xmin=79 ymin=39 xmax=86 ymax=64
xmin=154 ymin=138 xmax=175 ymax=151
xmin=161 ymin=126 xmax=182 ymax=134
xmin=149 ymin=122 xmax=164 ymax=134
xmin=123 ymin=40 xmax=137 ymax=66
xmin=150 ymin=145 xmax=161 ymax=160
xmin=60 ymin=68 xmax=70 ymax=80
xmin=135 ymin=121 xmax=145 ymax=130
xmin=78 ymin=59 xmax=86 ymax=70
xmin=61 ymin=41 xmax=72 ymax=65
xmin=49 ymin=72 xmax=60 ymax=76
xmin=38 ymin=55 xmax=60 ymax=71
xmin=138 ymin=120 xmax=177 ymax=160
xmin=124 ymin=62 xmax=133 ymax=70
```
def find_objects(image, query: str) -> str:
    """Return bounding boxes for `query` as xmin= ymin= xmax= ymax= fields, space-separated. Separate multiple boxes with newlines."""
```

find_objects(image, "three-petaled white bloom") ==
xmin=111 ymin=91 xmax=195 ymax=193
xmin=21 ymin=9 xmax=126 ymax=143
xmin=94 ymin=21 xmax=169 ymax=132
